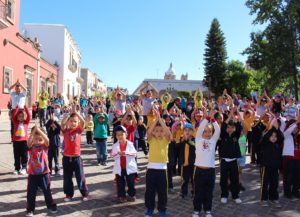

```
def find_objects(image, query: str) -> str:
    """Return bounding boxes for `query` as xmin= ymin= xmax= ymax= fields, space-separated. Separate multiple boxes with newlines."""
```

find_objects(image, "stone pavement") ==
xmin=0 ymin=120 xmax=299 ymax=217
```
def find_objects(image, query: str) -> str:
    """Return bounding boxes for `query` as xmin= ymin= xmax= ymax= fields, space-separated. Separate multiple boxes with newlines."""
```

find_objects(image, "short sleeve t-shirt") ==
xmin=124 ymin=124 xmax=136 ymax=143
xmin=27 ymin=145 xmax=50 ymax=175
xmin=120 ymin=142 xmax=127 ymax=169
xmin=62 ymin=127 xmax=84 ymax=156
xmin=10 ymin=92 xmax=27 ymax=109
xmin=114 ymin=100 xmax=126 ymax=114
xmin=142 ymin=96 xmax=154 ymax=116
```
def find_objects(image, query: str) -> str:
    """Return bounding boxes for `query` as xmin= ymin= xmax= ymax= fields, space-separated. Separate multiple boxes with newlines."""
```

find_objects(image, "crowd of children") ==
xmin=7 ymin=80 xmax=300 ymax=217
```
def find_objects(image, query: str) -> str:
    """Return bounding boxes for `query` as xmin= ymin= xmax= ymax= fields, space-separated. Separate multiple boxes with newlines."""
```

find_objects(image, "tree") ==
xmin=244 ymin=0 xmax=300 ymax=99
xmin=225 ymin=60 xmax=251 ymax=96
xmin=203 ymin=18 xmax=227 ymax=96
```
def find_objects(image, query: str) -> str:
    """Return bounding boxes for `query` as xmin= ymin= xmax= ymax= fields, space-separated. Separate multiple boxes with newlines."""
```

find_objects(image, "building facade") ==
xmin=80 ymin=68 xmax=107 ymax=97
xmin=23 ymin=24 xmax=82 ymax=104
xmin=133 ymin=63 xmax=208 ymax=96
xmin=0 ymin=0 xmax=58 ymax=115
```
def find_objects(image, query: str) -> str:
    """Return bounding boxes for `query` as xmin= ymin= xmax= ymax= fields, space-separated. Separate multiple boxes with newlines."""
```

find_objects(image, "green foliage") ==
xmin=244 ymin=0 xmax=300 ymax=99
xmin=177 ymin=90 xmax=192 ymax=99
xmin=203 ymin=18 xmax=227 ymax=96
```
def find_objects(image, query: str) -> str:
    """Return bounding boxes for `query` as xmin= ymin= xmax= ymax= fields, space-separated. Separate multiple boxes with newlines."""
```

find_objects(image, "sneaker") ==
xmin=82 ymin=196 xmax=89 ymax=202
xmin=159 ymin=211 xmax=167 ymax=217
xmin=220 ymin=197 xmax=228 ymax=204
xmin=102 ymin=162 xmax=107 ymax=166
xmin=144 ymin=209 xmax=153 ymax=217
xmin=118 ymin=197 xmax=127 ymax=203
xmin=19 ymin=169 xmax=27 ymax=175
xmin=192 ymin=211 xmax=200 ymax=217
xmin=26 ymin=211 xmax=34 ymax=217
xmin=234 ymin=198 xmax=242 ymax=204
xmin=205 ymin=211 xmax=213 ymax=217
xmin=64 ymin=196 xmax=72 ymax=202
xmin=260 ymin=200 xmax=269 ymax=207
xmin=13 ymin=170 xmax=19 ymax=175
xmin=50 ymin=206 xmax=57 ymax=213
xmin=127 ymin=196 xmax=136 ymax=202
xmin=270 ymin=200 xmax=282 ymax=208
xmin=134 ymin=177 xmax=141 ymax=183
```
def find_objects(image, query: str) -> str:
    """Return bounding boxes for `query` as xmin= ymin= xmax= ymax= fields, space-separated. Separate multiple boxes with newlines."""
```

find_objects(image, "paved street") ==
xmin=0 ymin=120 xmax=299 ymax=217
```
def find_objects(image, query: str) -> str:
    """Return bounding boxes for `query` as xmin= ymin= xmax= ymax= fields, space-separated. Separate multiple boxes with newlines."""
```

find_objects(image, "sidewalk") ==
xmin=0 ymin=120 xmax=300 ymax=217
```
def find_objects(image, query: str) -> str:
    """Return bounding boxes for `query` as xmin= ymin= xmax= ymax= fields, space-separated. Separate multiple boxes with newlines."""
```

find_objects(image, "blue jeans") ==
xmin=96 ymin=139 xmax=107 ymax=163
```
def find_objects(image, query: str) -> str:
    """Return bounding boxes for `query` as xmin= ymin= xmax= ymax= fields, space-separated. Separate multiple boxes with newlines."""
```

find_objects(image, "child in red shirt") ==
xmin=12 ymin=105 xmax=30 ymax=175
xmin=26 ymin=122 xmax=57 ymax=217
xmin=111 ymin=125 xmax=138 ymax=203
xmin=61 ymin=105 xmax=89 ymax=202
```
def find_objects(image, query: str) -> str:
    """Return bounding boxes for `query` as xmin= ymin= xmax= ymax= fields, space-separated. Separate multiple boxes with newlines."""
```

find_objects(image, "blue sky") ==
xmin=20 ymin=0 xmax=261 ymax=93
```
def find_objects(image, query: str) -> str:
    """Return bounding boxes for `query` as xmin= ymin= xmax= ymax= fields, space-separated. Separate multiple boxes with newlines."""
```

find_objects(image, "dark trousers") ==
xmin=220 ymin=159 xmax=240 ymax=199
xmin=116 ymin=169 xmax=136 ymax=198
xmin=173 ymin=144 xmax=181 ymax=175
xmin=86 ymin=131 xmax=93 ymax=144
xmin=27 ymin=174 xmax=56 ymax=212
xmin=48 ymin=147 xmax=60 ymax=174
xmin=145 ymin=169 xmax=167 ymax=212
xmin=283 ymin=159 xmax=300 ymax=196
xmin=13 ymin=140 xmax=28 ymax=171
xmin=167 ymin=165 xmax=173 ymax=189
xmin=138 ymin=139 xmax=148 ymax=155
xmin=181 ymin=165 xmax=194 ymax=196
xmin=39 ymin=108 xmax=46 ymax=127
xmin=63 ymin=156 xmax=89 ymax=197
xmin=193 ymin=167 xmax=215 ymax=212
xmin=261 ymin=166 xmax=279 ymax=201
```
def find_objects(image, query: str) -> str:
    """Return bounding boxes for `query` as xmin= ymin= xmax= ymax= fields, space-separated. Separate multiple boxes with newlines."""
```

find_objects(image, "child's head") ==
xmin=152 ymin=123 xmax=164 ymax=139
xmin=68 ymin=113 xmax=79 ymax=129
xmin=138 ymin=116 xmax=144 ymax=125
xmin=87 ymin=114 xmax=93 ymax=121
xmin=17 ymin=110 xmax=25 ymax=122
xmin=115 ymin=109 xmax=122 ymax=117
xmin=97 ymin=113 xmax=105 ymax=123
xmin=202 ymin=124 xmax=214 ymax=140
xmin=31 ymin=127 xmax=45 ymax=145
xmin=183 ymin=123 xmax=194 ymax=138
xmin=114 ymin=125 xmax=127 ymax=143
xmin=194 ymin=111 xmax=202 ymax=121
xmin=269 ymin=131 xmax=278 ymax=143
xmin=226 ymin=120 xmax=236 ymax=135
xmin=125 ymin=114 xmax=133 ymax=125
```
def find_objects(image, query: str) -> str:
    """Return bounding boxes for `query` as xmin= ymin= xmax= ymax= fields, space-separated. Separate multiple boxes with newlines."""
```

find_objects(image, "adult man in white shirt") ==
xmin=8 ymin=80 xmax=27 ymax=139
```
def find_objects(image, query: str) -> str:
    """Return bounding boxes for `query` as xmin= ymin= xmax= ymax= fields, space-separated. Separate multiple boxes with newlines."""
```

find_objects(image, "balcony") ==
xmin=68 ymin=57 xmax=78 ymax=73
xmin=0 ymin=1 xmax=9 ymax=30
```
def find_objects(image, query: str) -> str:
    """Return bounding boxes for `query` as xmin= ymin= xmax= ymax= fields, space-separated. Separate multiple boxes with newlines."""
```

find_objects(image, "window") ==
xmin=67 ymin=84 xmax=70 ymax=99
xmin=6 ymin=0 xmax=14 ymax=22
xmin=40 ymin=78 xmax=46 ymax=91
xmin=3 ymin=66 xmax=12 ymax=93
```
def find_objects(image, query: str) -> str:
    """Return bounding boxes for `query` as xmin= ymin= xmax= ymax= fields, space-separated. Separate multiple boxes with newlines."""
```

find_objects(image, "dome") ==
xmin=165 ymin=63 xmax=176 ymax=76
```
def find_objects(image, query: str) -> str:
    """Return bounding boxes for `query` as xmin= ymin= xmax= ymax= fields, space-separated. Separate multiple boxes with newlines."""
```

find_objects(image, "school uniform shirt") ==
xmin=45 ymin=120 xmax=61 ymax=148
xmin=147 ymin=137 xmax=169 ymax=169
xmin=219 ymin=122 xmax=243 ymax=159
xmin=282 ymin=123 xmax=298 ymax=157
xmin=179 ymin=138 xmax=196 ymax=166
xmin=195 ymin=119 xmax=220 ymax=168
xmin=62 ymin=127 xmax=84 ymax=156
xmin=27 ymin=144 xmax=50 ymax=175
xmin=12 ymin=106 xmax=30 ymax=141
xmin=111 ymin=141 xmax=137 ymax=176
xmin=260 ymin=127 xmax=283 ymax=168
